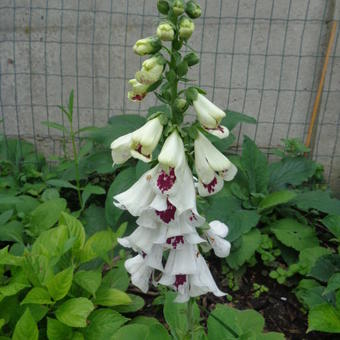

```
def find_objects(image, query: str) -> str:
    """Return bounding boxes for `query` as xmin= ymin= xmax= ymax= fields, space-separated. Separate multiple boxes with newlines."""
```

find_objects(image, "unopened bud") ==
xmin=157 ymin=0 xmax=170 ymax=15
xmin=135 ymin=55 xmax=165 ymax=85
xmin=176 ymin=61 xmax=188 ymax=77
xmin=179 ymin=17 xmax=195 ymax=40
xmin=184 ymin=52 xmax=200 ymax=66
xmin=173 ymin=0 xmax=185 ymax=16
xmin=185 ymin=1 xmax=202 ymax=19
xmin=157 ymin=21 xmax=175 ymax=41
xmin=174 ymin=97 xmax=189 ymax=113
xmin=133 ymin=36 xmax=162 ymax=56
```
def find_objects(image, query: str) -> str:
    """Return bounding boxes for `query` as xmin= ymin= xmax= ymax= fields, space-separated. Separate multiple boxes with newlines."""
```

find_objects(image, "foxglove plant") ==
xmin=111 ymin=0 xmax=237 ymax=308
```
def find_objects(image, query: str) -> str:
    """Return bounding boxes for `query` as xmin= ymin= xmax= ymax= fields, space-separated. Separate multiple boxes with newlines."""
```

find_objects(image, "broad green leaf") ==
xmin=46 ymin=179 xmax=77 ymax=190
xmin=269 ymin=157 xmax=316 ymax=190
xmin=41 ymin=188 xmax=60 ymax=202
xmin=163 ymin=292 xmax=200 ymax=338
xmin=0 ymin=246 xmax=24 ymax=266
xmin=324 ymin=273 xmax=340 ymax=295
xmin=0 ymin=318 xmax=4 ymax=330
xmin=298 ymin=247 xmax=332 ymax=275
xmin=0 ymin=210 xmax=13 ymax=225
xmin=309 ymin=254 xmax=340 ymax=282
xmin=0 ymin=282 xmax=29 ymax=297
xmin=227 ymin=229 xmax=262 ymax=269
xmin=293 ymin=191 xmax=340 ymax=215
xmin=81 ymin=184 xmax=106 ymax=208
xmin=105 ymin=167 xmax=136 ymax=227
xmin=0 ymin=220 xmax=24 ymax=243
xmin=26 ymin=304 xmax=49 ymax=322
xmin=21 ymin=287 xmax=52 ymax=305
xmin=147 ymin=324 xmax=171 ymax=340
xmin=60 ymin=212 xmax=86 ymax=252
xmin=322 ymin=215 xmax=340 ymax=239
xmin=12 ymin=308 xmax=38 ymax=340
xmin=80 ymin=230 xmax=114 ymax=263
xmin=112 ymin=324 xmax=149 ymax=340
xmin=270 ymin=218 xmax=319 ymax=251
xmin=46 ymin=267 xmax=73 ymax=301
xmin=101 ymin=264 xmax=130 ymax=291
xmin=30 ymin=198 xmax=67 ymax=235
xmin=223 ymin=110 xmax=256 ymax=130
xmin=55 ymin=297 xmax=94 ymax=328
xmin=32 ymin=224 xmax=69 ymax=259
xmin=240 ymin=136 xmax=269 ymax=194
xmin=15 ymin=195 xmax=39 ymax=215
xmin=258 ymin=191 xmax=297 ymax=212
xmin=94 ymin=287 xmax=131 ymax=307
xmin=84 ymin=309 xmax=128 ymax=340
xmin=74 ymin=270 xmax=102 ymax=296
xmin=72 ymin=332 xmax=85 ymax=340
xmin=47 ymin=317 xmax=72 ymax=340
xmin=23 ymin=254 xmax=53 ymax=287
xmin=308 ymin=303 xmax=340 ymax=333
xmin=114 ymin=294 xmax=145 ymax=313
xmin=81 ymin=204 xmax=107 ymax=236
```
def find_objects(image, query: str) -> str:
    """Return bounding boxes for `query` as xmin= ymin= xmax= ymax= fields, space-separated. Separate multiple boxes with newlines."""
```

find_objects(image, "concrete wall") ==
xmin=0 ymin=0 xmax=339 ymax=193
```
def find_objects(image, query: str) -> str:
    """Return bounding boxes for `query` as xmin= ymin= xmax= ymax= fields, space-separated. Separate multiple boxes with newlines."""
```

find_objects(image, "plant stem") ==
xmin=69 ymin=123 xmax=82 ymax=208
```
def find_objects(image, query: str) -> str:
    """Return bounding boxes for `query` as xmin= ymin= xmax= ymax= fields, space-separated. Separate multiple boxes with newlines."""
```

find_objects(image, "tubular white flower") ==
xmin=113 ymin=166 xmax=157 ymax=216
xmin=194 ymin=131 xmax=237 ymax=197
xmin=193 ymin=94 xmax=229 ymax=139
xmin=110 ymin=133 xmax=132 ymax=165
xmin=205 ymin=220 xmax=231 ymax=258
xmin=135 ymin=56 xmax=164 ymax=85
xmin=128 ymin=79 xmax=148 ymax=102
xmin=133 ymin=36 xmax=162 ymax=56
xmin=130 ymin=117 xmax=163 ymax=163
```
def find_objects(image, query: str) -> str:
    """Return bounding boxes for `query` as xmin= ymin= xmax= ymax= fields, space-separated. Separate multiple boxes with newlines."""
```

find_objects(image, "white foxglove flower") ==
xmin=113 ymin=167 xmax=157 ymax=216
xmin=160 ymin=253 xmax=225 ymax=303
xmin=128 ymin=79 xmax=148 ymax=102
xmin=130 ymin=117 xmax=163 ymax=163
xmin=205 ymin=221 xmax=231 ymax=258
xmin=133 ymin=36 xmax=162 ymax=56
xmin=157 ymin=21 xmax=175 ymax=41
xmin=193 ymin=94 xmax=229 ymax=139
xmin=179 ymin=17 xmax=195 ymax=40
xmin=135 ymin=56 xmax=164 ymax=85
xmin=110 ymin=133 xmax=132 ymax=165
xmin=124 ymin=245 xmax=163 ymax=293
xmin=194 ymin=131 xmax=237 ymax=197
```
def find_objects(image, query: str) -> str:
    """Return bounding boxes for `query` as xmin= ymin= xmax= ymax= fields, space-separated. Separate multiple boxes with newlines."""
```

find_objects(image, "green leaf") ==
xmin=74 ymin=270 xmax=102 ymax=296
xmin=223 ymin=110 xmax=256 ymax=130
xmin=101 ymin=264 xmax=130 ymax=291
xmin=94 ymin=287 xmax=131 ymax=307
xmin=269 ymin=157 xmax=316 ymax=190
xmin=82 ymin=184 xmax=106 ymax=208
xmin=46 ymin=267 xmax=73 ymax=301
xmin=324 ymin=273 xmax=340 ymax=295
xmin=82 ymin=204 xmax=107 ymax=236
xmin=308 ymin=304 xmax=340 ymax=333
xmin=112 ymin=324 xmax=149 ymax=340
xmin=0 ymin=220 xmax=24 ymax=243
xmin=84 ymin=309 xmax=128 ymax=340
xmin=12 ymin=308 xmax=38 ymax=340
xmin=21 ymin=287 xmax=53 ymax=305
xmin=68 ymin=89 xmax=74 ymax=116
xmin=55 ymin=297 xmax=94 ymax=328
xmin=0 ymin=282 xmax=30 ymax=297
xmin=114 ymin=294 xmax=145 ymax=313
xmin=60 ymin=212 xmax=86 ymax=252
xmin=47 ymin=317 xmax=72 ymax=340
xmin=15 ymin=195 xmax=39 ymax=215
xmin=240 ymin=136 xmax=269 ymax=194
xmin=322 ymin=215 xmax=340 ymax=239
xmin=298 ymin=247 xmax=332 ymax=275
xmin=41 ymin=121 xmax=68 ymax=133
xmin=30 ymin=198 xmax=67 ymax=235
xmin=293 ymin=191 xmax=340 ymax=215
xmin=105 ymin=167 xmax=136 ymax=227
xmin=0 ymin=210 xmax=13 ymax=225
xmin=309 ymin=254 xmax=340 ymax=282
xmin=80 ymin=230 xmax=114 ymax=263
xmin=270 ymin=218 xmax=319 ymax=251
xmin=258 ymin=191 xmax=297 ymax=212
xmin=46 ymin=179 xmax=77 ymax=190
xmin=0 ymin=246 xmax=24 ymax=266
xmin=227 ymin=229 xmax=262 ymax=269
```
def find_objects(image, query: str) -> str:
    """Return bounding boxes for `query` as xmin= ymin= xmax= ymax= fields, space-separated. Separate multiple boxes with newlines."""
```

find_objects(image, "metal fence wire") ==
xmin=0 ymin=0 xmax=339 ymax=193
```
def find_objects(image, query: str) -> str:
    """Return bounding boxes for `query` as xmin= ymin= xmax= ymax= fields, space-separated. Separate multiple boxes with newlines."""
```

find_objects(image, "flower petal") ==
xmin=209 ymin=220 xmax=229 ymax=238
xmin=202 ymin=125 xmax=229 ymax=139
xmin=110 ymin=133 xmax=132 ymax=164
xmin=164 ymin=244 xmax=198 ymax=275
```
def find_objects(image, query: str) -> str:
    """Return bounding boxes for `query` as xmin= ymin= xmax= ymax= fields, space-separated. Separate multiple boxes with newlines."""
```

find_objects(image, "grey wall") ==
xmin=0 ymin=0 xmax=339 ymax=193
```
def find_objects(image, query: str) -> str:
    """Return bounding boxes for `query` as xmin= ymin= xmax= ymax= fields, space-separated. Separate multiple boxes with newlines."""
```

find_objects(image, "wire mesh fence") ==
xmin=0 ymin=0 xmax=339 ymax=193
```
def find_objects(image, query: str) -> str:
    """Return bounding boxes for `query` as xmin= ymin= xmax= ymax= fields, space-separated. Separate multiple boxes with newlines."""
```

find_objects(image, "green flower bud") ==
xmin=133 ymin=36 xmax=162 ymax=56
xmin=173 ymin=0 xmax=185 ymax=16
xmin=184 ymin=52 xmax=200 ymax=66
xmin=185 ymin=1 xmax=202 ymax=19
xmin=157 ymin=21 xmax=175 ymax=41
xmin=179 ymin=17 xmax=195 ymax=40
xmin=157 ymin=0 xmax=170 ymax=15
xmin=135 ymin=55 xmax=165 ymax=85
xmin=176 ymin=60 xmax=188 ymax=77
xmin=174 ymin=97 xmax=189 ymax=113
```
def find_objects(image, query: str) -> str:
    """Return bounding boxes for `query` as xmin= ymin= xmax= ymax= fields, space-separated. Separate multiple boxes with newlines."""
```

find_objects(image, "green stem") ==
xmin=69 ymin=123 xmax=82 ymax=208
